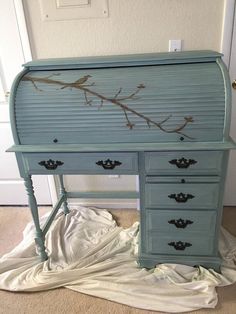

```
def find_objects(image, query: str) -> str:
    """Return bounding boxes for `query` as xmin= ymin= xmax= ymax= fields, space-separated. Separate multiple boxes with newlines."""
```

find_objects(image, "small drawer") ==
xmin=145 ymin=181 xmax=220 ymax=209
xmin=145 ymin=176 xmax=220 ymax=184
xmin=147 ymin=234 xmax=214 ymax=256
xmin=145 ymin=151 xmax=223 ymax=175
xmin=146 ymin=209 xmax=216 ymax=235
xmin=23 ymin=152 xmax=138 ymax=174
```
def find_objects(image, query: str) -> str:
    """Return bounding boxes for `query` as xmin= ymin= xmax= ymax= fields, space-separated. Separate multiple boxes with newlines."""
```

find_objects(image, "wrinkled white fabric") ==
xmin=0 ymin=206 xmax=235 ymax=313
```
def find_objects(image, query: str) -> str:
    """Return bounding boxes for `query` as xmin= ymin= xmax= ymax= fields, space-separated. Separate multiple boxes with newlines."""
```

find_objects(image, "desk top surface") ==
xmin=7 ymin=139 xmax=236 ymax=153
xmin=23 ymin=51 xmax=222 ymax=69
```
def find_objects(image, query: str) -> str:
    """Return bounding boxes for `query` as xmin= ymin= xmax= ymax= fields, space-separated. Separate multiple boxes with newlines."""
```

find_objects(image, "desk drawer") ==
xmin=146 ymin=210 xmax=216 ymax=235
xmin=147 ymin=234 xmax=214 ymax=256
xmin=23 ymin=152 xmax=138 ymax=174
xmin=145 ymin=182 xmax=219 ymax=209
xmin=145 ymin=151 xmax=223 ymax=175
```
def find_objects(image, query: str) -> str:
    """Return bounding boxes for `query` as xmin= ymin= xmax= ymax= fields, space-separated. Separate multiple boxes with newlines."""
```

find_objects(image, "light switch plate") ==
xmin=57 ymin=0 xmax=89 ymax=8
xmin=39 ymin=0 xmax=108 ymax=21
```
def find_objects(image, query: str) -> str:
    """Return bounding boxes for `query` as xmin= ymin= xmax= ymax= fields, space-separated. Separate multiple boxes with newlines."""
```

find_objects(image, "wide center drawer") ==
xmin=145 ymin=181 xmax=220 ymax=209
xmin=145 ymin=151 xmax=223 ymax=175
xmin=146 ymin=209 xmax=216 ymax=235
xmin=23 ymin=152 xmax=138 ymax=174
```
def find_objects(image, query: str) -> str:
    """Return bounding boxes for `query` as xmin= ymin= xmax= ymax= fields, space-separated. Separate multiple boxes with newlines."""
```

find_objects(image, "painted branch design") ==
xmin=22 ymin=74 xmax=194 ymax=138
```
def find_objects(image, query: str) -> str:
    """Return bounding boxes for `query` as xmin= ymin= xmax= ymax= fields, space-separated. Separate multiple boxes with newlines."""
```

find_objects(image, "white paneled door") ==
xmin=0 ymin=0 xmax=51 ymax=205
xmin=224 ymin=5 xmax=236 ymax=206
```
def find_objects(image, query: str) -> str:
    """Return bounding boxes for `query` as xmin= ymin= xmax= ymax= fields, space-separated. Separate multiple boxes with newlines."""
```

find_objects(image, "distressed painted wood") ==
xmin=42 ymin=194 xmax=66 ymax=236
xmin=7 ymin=138 xmax=236 ymax=153
xmin=58 ymin=175 xmax=70 ymax=215
xmin=14 ymin=63 xmax=225 ymax=144
xmin=146 ymin=209 xmax=217 ymax=234
xmin=147 ymin=233 xmax=215 ymax=255
xmin=22 ymin=152 xmax=138 ymax=175
xmin=8 ymin=51 xmax=236 ymax=270
xmin=145 ymin=151 xmax=223 ymax=175
xmin=23 ymin=175 xmax=48 ymax=261
xmin=23 ymin=51 xmax=223 ymax=69
xmin=145 ymin=182 xmax=220 ymax=209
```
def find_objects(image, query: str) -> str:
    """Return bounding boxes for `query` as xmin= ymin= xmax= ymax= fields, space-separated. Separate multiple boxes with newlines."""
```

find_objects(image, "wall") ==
xmin=22 ymin=0 xmax=226 ymax=207
xmin=23 ymin=0 xmax=225 ymax=58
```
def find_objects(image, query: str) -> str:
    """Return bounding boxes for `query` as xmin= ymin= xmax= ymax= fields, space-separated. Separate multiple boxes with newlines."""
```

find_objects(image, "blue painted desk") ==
xmin=7 ymin=51 xmax=236 ymax=271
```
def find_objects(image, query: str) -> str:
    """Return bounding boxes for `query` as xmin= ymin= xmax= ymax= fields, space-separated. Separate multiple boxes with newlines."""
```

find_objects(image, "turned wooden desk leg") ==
xmin=58 ymin=175 xmax=70 ymax=215
xmin=24 ymin=175 xmax=48 ymax=261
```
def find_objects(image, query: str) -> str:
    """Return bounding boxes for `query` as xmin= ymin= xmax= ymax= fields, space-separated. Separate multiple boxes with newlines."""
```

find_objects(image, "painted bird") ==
xmin=60 ymin=75 xmax=92 ymax=90
xmin=75 ymin=75 xmax=92 ymax=85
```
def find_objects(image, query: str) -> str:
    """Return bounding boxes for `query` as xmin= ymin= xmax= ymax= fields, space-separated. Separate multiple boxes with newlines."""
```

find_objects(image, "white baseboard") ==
xmin=68 ymin=199 xmax=139 ymax=209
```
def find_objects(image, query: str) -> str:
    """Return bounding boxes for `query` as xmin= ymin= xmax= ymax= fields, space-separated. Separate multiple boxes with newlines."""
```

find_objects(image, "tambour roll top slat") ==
xmin=11 ymin=51 xmax=230 ymax=145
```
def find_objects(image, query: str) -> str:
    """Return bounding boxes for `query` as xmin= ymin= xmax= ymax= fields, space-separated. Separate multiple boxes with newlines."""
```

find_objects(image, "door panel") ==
xmin=0 ymin=107 xmax=51 ymax=205
xmin=0 ymin=1 xmax=51 ymax=205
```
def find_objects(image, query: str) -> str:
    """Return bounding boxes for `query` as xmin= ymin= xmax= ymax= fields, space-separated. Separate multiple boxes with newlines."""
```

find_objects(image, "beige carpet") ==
xmin=0 ymin=206 xmax=235 ymax=314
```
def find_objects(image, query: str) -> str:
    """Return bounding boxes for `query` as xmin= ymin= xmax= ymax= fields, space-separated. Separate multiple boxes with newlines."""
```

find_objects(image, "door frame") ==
xmin=221 ymin=0 xmax=235 ymax=67
xmin=2 ymin=0 xmax=55 ymax=205
xmin=221 ymin=0 xmax=236 ymax=205
xmin=13 ymin=0 xmax=32 ymax=62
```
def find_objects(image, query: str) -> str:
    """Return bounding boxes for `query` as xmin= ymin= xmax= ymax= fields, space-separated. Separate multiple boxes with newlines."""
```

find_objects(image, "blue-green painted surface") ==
xmin=145 ymin=151 xmax=223 ymax=175
xmin=23 ymin=50 xmax=222 ymax=69
xmin=14 ymin=63 xmax=225 ymax=144
xmin=8 ymin=51 xmax=236 ymax=270
xmin=146 ymin=210 xmax=216 ymax=234
xmin=147 ymin=233 xmax=214 ymax=256
xmin=6 ymin=139 xmax=236 ymax=152
xmin=145 ymin=182 xmax=220 ymax=209
xmin=23 ymin=152 xmax=138 ymax=175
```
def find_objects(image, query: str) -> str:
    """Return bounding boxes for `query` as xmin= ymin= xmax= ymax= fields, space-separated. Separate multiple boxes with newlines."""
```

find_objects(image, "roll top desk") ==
xmin=8 ymin=51 xmax=235 ymax=271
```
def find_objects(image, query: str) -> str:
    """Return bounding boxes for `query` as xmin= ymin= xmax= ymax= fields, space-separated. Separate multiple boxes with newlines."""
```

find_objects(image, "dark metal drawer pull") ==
xmin=38 ymin=159 xmax=64 ymax=170
xmin=169 ymin=157 xmax=197 ymax=168
xmin=168 ymin=218 xmax=193 ymax=228
xmin=168 ymin=192 xmax=195 ymax=203
xmin=96 ymin=159 xmax=122 ymax=170
xmin=168 ymin=241 xmax=192 ymax=250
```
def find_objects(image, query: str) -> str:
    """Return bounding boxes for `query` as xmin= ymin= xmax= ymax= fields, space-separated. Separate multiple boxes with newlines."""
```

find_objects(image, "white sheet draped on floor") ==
xmin=0 ymin=207 xmax=236 ymax=313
